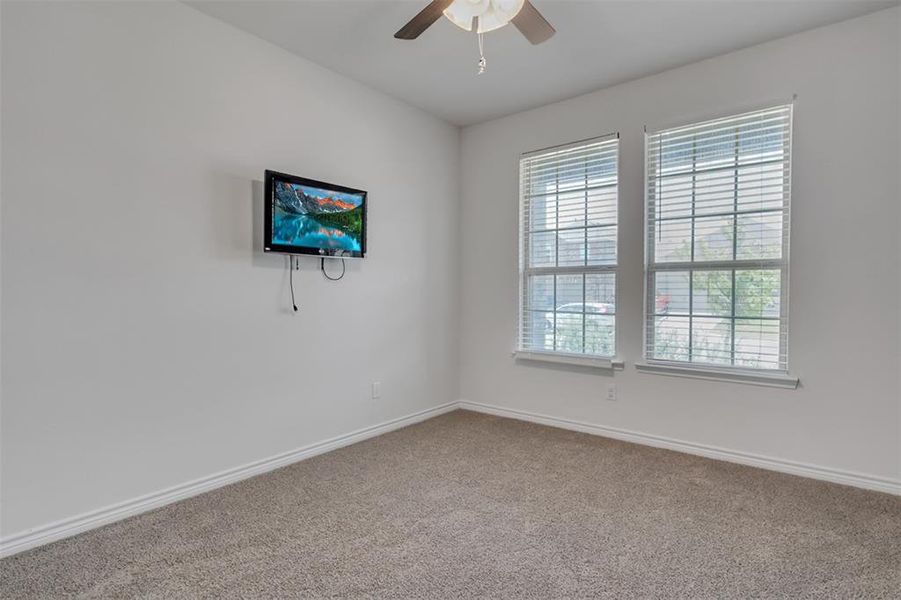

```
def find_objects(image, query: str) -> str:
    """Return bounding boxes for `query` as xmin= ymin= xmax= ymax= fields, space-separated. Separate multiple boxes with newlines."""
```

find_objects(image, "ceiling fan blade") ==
xmin=511 ymin=0 xmax=555 ymax=45
xmin=394 ymin=0 xmax=455 ymax=40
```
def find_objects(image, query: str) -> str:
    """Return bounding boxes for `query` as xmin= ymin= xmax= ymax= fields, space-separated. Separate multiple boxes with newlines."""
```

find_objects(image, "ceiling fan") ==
xmin=394 ymin=0 xmax=555 ymax=73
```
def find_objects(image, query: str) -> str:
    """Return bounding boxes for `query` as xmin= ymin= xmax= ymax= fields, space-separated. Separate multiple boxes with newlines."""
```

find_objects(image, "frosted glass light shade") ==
xmin=443 ymin=0 xmax=526 ymax=33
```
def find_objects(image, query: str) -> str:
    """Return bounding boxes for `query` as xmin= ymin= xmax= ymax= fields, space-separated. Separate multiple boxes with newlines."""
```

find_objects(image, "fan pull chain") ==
xmin=477 ymin=31 xmax=486 ymax=74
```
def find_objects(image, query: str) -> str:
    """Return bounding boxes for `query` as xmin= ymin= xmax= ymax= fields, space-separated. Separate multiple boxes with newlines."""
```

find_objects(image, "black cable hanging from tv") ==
xmin=321 ymin=257 xmax=346 ymax=281
xmin=289 ymin=255 xmax=299 ymax=311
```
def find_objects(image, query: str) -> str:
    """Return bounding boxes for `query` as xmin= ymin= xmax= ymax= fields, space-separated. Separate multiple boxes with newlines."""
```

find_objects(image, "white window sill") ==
xmin=635 ymin=362 xmax=799 ymax=389
xmin=513 ymin=350 xmax=624 ymax=370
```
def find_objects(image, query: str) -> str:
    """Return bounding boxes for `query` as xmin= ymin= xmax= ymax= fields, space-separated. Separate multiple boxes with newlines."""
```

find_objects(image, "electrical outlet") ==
xmin=606 ymin=384 xmax=617 ymax=402
xmin=371 ymin=382 xmax=381 ymax=400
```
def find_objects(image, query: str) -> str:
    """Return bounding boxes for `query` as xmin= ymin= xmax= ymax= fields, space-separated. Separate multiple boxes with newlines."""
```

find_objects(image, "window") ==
xmin=518 ymin=135 xmax=619 ymax=358
xmin=644 ymin=105 xmax=792 ymax=371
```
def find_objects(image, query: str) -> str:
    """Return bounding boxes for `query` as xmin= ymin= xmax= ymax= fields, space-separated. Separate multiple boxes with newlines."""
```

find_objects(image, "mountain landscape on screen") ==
xmin=272 ymin=181 xmax=364 ymax=252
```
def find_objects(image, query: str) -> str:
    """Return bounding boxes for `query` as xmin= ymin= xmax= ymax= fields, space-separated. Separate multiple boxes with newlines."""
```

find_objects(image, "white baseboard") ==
xmin=0 ymin=402 xmax=458 ymax=559
xmin=4 ymin=399 xmax=897 ymax=558
xmin=459 ymin=400 xmax=901 ymax=496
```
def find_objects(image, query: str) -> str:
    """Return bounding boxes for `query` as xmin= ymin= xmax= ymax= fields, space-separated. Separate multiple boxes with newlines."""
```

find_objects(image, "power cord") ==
xmin=289 ymin=255 xmax=299 ymax=311
xmin=321 ymin=257 xmax=346 ymax=281
xmin=287 ymin=255 xmax=345 ymax=313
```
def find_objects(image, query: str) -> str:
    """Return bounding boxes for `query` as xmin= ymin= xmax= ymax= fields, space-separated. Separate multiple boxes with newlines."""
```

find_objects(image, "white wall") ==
xmin=0 ymin=1 xmax=460 ymax=537
xmin=2 ymin=0 xmax=898 ymax=547
xmin=460 ymin=8 xmax=901 ymax=482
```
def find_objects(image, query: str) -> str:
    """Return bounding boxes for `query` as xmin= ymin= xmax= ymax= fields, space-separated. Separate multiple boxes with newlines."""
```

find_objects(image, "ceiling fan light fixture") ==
xmin=443 ymin=0 xmax=526 ymax=33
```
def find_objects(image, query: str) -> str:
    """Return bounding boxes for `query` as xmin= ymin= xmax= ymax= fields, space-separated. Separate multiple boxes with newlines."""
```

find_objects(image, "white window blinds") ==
xmin=644 ymin=105 xmax=792 ymax=371
xmin=519 ymin=135 xmax=619 ymax=358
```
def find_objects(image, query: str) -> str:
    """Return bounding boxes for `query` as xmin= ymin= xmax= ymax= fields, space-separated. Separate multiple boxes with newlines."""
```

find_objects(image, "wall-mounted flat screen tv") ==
xmin=264 ymin=170 xmax=367 ymax=258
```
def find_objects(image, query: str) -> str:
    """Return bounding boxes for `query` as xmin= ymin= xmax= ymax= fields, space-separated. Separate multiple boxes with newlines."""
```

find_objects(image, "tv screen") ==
xmin=264 ymin=170 xmax=366 ymax=258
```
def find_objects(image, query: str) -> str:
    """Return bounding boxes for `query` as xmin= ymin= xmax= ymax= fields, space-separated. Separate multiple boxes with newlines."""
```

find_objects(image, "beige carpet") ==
xmin=2 ymin=410 xmax=900 ymax=598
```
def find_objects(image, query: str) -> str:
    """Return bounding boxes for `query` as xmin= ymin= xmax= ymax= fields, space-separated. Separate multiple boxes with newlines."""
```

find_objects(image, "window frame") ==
xmin=642 ymin=104 xmax=794 ymax=377
xmin=516 ymin=133 xmax=620 ymax=364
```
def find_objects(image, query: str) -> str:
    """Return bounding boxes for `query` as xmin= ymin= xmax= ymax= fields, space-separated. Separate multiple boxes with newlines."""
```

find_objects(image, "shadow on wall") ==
xmin=251 ymin=179 xmax=283 ymax=270
xmin=514 ymin=356 xmax=619 ymax=377
xmin=200 ymin=173 xmax=367 ymax=313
